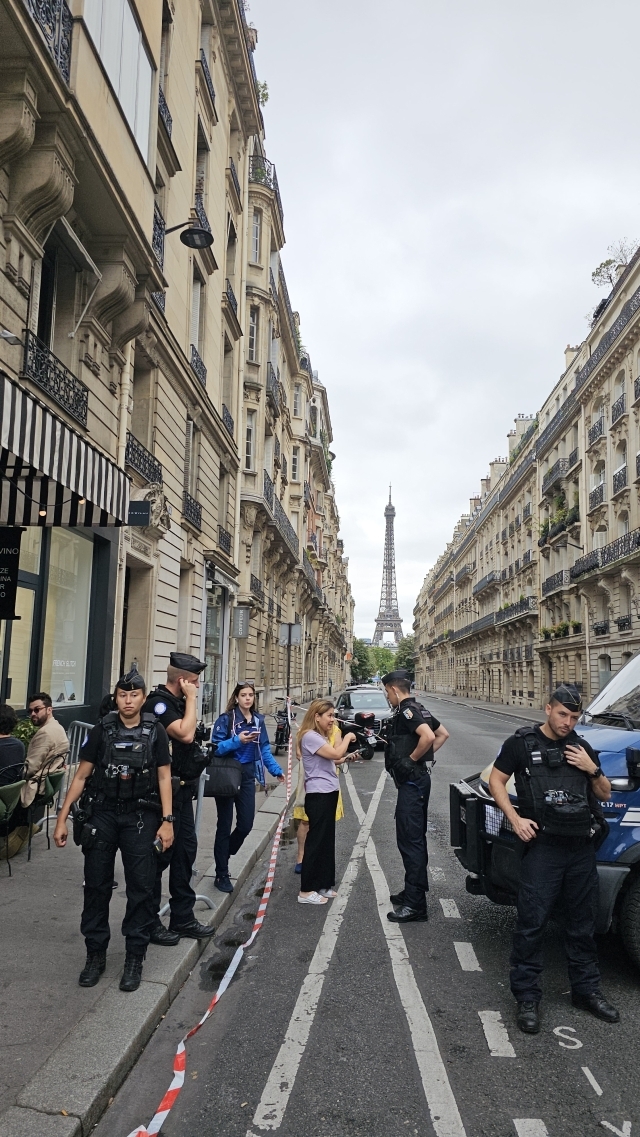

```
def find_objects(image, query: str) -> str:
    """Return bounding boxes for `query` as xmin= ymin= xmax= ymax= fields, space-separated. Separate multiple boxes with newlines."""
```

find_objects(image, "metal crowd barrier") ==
xmin=54 ymin=720 xmax=94 ymax=815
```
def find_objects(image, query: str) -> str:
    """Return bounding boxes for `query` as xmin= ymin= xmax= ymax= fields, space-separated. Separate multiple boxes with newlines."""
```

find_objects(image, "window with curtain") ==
xmin=245 ymin=410 xmax=256 ymax=470
xmin=248 ymin=307 xmax=259 ymax=361
xmin=251 ymin=210 xmax=261 ymax=263
xmin=292 ymin=445 xmax=300 ymax=481
xmin=293 ymin=384 xmax=301 ymax=417
xmin=84 ymin=0 xmax=153 ymax=160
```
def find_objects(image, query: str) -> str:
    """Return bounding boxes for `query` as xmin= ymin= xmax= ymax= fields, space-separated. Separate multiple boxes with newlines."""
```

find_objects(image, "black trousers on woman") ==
xmin=301 ymin=790 xmax=339 ymax=893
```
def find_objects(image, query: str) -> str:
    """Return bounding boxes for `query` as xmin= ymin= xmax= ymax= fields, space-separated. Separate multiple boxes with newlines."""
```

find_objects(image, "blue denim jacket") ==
xmin=211 ymin=708 xmax=283 ymax=785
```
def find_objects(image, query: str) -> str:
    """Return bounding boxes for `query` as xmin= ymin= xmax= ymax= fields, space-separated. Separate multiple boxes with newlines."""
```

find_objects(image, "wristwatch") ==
xmin=162 ymin=814 xmax=177 ymax=822
xmin=588 ymin=767 xmax=603 ymax=780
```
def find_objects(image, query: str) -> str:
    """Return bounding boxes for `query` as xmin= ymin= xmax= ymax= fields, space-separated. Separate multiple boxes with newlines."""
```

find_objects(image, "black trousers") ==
xmin=301 ymin=790 xmax=339 ymax=893
xmin=510 ymin=838 xmax=601 ymax=1002
xmin=395 ymin=772 xmax=431 ymax=910
xmin=153 ymin=788 xmax=197 ymax=927
xmin=213 ymin=765 xmax=256 ymax=877
xmin=81 ymin=807 xmax=157 ymax=956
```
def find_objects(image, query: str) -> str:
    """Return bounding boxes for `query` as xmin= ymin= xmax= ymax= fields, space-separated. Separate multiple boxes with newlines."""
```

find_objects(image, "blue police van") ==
xmin=450 ymin=653 xmax=640 ymax=968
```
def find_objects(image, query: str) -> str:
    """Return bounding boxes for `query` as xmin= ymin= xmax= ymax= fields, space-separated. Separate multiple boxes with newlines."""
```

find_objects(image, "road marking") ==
xmin=553 ymin=1025 xmax=583 ymax=1049
xmin=246 ymin=771 xmax=386 ymax=1133
xmin=478 ymin=1010 xmax=516 ymax=1057
xmin=601 ymin=1124 xmax=632 ymax=1136
xmin=430 ymin=865 xmax=446 ymax=882
xmin=582 ymin=1067 xmax=603 ymax=1096
xmin=513 ymin=1124 xmax=549 ymax=1137
xmin=454 ymin=942 xmax=482 ymax=971
xmin=440 ymin=899 xmax=461 ymax=918
xmin=365 ymin=839 xmax=467 ymax=1137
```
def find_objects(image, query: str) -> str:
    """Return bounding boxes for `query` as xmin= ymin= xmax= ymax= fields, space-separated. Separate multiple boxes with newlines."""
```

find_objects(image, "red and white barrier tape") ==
xmin=126 ymin=700 xmax=294 ymax=1137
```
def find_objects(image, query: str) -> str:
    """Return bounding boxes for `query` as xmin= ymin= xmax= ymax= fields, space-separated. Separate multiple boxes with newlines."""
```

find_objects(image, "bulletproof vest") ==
xmin=149 ymin=687 xmax=209 ymax=782
xmin=89 ymin=712 xmax=159 ymax=805
xmin=385 ymin=699 xmax=429 ymax=786
xmin=512 ymin=726 xmax=593 ymax=838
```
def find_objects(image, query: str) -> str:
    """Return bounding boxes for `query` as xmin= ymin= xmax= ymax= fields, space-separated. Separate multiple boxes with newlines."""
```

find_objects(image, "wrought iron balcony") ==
xmin=570 ymin=549 xmax=600 ymax=579
xmin=224 ymin=279 xmax=238 ymax=315
xmin=514 ymin=558 xmax=520 ymax=572
xmin=281 ymin=454 xmax=288 ymax=482
xmin=151 ymin=291 xmax=166 ymax=314
xmin=636 ymin=376 xmax=640 ymax=404
xmin=568 ymin=447 xmax=579 ymax=469
xmin=495 ymin=596 xmax=538 ymax=624
xmin=263 ymin=468 xmax=274 ymax=509
xmin=182 ymin=491 xmax=202 ymax=530
xmin=524 ymin=644 xmax=534 ymax=660
xmin=194 ymin=193 xmax=212 ymax=233
xmin=501 ymin=567 xmax=507 ymax=581
xmin=612 ymin=392 xmax=626 ymax=424
xmin=222 ymin=404 xmax=234 ymax=435
xmin=542 ymin=457 xmax=570 ymax=493
xmin=152 ymin=203 xmax=165 ymax=268
xmin=250 ymin=573 xmax=264 ymax=600
xmin=23 ymin=331 xmax=88 ymax=425
xmin=588 ymin=416 xmax=604 ymax=446
xmin=228 ymin=156 xmax=241 ymax=200
xmin=473 ymin=570 xmax=499 ymax=596
xmin=23 ymin=0 xmax=72 ymax=83
xmin=304 ymin=481 xmax=313 ymax=508
xmin=501 ymin=527 xmax=508 ymax=542
xmin=274 ymin=495 xmax=299 ymax=556
xmin=266 ymin=362 xmax=280 ymax=416
xmin=522 ymin=549 xmax=532 ymax=566
xmin=199 ymin=48 xmax=216 ymax=108
xmin=218 ymin=525 xmax=232 ymax=554
xmin=616 ymin=615 xmax=632 ymax=631
xmin=189 ymin=344 xmax=207 ymax=387
xmin=613 ymin=465 xmax=628 ymax=495
xmin=455 ymin=563 xmax=474 ymax=584
xmin=269 ymin=268 xmax=278 ymax=297
xmin=509 ymin=521 xmax=515 ymax=536
xmin=542 ymin=569 xmax=571 ymax=596
xmin=248 ymin=154 xmax=284 ymax=225
xmin=268 ymin=596 xmax=274 ymax=615
xmin=514 ymin=514 xmax=521 ymax=529
xmin=302 ymin=550 xmax=316 ymax=587
xmin=158 ymin=86 xmax=172 ymax=136
xmin=523 ymin=502 xmax=532 ymax=521
xmin=600 ymin=526 xmax=640 ymax=567
xmin=125 ymin=432 xmax=163 ymax=485
xmin=277 ymin=603 xmax=282 ymax=619
xmin=589 ymin=483 xmax=605 ymax=511
xmin=593 ymin=620 xmax=609 ymax=636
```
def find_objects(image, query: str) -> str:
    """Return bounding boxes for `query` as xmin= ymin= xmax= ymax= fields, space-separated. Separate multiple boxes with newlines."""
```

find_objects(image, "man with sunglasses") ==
xmin=21 ymin=692 xmax=69 ymax=809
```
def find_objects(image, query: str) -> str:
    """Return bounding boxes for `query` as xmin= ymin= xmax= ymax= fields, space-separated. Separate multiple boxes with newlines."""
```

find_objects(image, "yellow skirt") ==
xmin=294 ymin=790 xmax=344 ymax=823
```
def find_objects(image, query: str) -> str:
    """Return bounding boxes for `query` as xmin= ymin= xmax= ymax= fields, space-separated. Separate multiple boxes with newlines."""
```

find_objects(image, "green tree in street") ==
xmin=369 ymin=646 xmax=395 ymax=678
xmin=394 ymin=634 xmax=416 ymax=678
xmin=350 ymin=638 xmax=374 ymax=683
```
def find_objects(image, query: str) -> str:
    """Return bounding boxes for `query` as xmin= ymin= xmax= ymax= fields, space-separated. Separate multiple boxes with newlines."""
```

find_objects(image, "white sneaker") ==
xmin=298 ymin=891 xmax=328 ymax=905
xmin=318 ymin=889 xmax=337 ymax=898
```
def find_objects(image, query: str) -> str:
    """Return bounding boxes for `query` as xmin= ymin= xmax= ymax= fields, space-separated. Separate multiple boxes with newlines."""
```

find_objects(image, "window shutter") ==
xmin=184 ymin=419 xmax=194 ymax=491
xmin=190 ymin=278 xmax=201 ymax=350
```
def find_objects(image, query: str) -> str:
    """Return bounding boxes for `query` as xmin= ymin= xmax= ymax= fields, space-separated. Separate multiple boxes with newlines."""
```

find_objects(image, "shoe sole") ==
xmin=387 ymin=913 xmax=428 ymax=922
xmin=518 ymin=1023 xmax=540 ymax=1033
xmin=172 ymin=929 xmax=215 ymax=939
xmin=572 ymin=1003 xmax=620 ymax=1023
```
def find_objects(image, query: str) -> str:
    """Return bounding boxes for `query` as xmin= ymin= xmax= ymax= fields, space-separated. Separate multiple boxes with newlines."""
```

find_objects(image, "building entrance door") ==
xmin=0 ymin=586 xmax=36 ymax=706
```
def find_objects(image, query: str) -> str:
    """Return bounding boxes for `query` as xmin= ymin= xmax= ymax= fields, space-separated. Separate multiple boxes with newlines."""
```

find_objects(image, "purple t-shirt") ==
xmin=301 ymin=730 xmax=339 ymax=794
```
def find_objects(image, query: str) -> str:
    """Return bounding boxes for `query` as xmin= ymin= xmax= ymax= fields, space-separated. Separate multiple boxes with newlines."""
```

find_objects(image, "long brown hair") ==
xmin=297 ymin=699 xmax=335 ymax=756
xmin=225 ymin=682 xmax=257 ymax=715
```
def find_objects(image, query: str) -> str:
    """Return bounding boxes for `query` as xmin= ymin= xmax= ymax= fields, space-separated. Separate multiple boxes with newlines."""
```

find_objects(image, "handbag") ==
xmin=203 ymin=751 xmax=243 ymax=797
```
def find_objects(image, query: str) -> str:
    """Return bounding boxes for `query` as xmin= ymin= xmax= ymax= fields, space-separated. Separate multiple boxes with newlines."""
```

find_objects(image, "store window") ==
xmin=202 ymin=582 xmax=224 ymax=722
xmin=41 ymin=530 xmax=93 ymax=706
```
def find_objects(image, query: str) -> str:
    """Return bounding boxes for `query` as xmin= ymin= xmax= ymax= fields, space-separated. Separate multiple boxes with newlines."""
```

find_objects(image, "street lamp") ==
xmin=165 ymin=220 xmax=213 ymax=249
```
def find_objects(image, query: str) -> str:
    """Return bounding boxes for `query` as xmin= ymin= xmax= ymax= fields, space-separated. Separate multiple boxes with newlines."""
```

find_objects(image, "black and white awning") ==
xmin=0 ymin=371 xmax=129 ymax=526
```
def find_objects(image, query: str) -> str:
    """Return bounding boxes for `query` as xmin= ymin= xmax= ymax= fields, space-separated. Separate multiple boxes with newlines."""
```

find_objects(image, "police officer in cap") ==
xmin=381 ymin=669 xmax=449 ymax=922
xmin=489 ymin=683 xmax=620 ymax=1033
xmin=54 ymin=669 xmax=174 ymax=992
xmin=144 ymin=652 xmax=214 ymax=943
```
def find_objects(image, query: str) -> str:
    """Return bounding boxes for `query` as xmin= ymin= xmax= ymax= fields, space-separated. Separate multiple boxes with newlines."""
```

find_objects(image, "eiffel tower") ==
xmin=372 ymin=487 xmax=403 ymax=645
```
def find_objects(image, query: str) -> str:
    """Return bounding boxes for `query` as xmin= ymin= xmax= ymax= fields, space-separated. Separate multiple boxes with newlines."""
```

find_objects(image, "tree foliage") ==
xmin=592 ymin=239 xmax=638 ymax=290
xmin=350 ymin=638 xmax=374 ymax=683
xmin=369 ymin=646 xmax=395 ymax=678
xmin=394 ymin=634 xmax=416 ymax=678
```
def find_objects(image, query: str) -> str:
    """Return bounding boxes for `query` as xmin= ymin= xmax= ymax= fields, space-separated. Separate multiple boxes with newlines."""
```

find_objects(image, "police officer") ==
xmin=381 ymin=670 xmax=449 ymax=923
xmin=54 ymin=669 xmax=174 ymax=992
xmin=489 ymin=684 xmax=620 ymax=1033
xmin=144 ymin=652 xmax=214 ymax=943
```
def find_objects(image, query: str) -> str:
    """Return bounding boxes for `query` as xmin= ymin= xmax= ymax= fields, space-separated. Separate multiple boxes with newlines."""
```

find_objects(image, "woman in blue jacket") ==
xmin=211 ymin=681 xmax=284 ymax=893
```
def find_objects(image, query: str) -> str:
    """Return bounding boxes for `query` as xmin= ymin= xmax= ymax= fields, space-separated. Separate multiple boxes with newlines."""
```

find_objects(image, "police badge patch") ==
xmin=403 ymin=709 xmax=413 ymax=719
xmin=154 ymin=701 xmax=167 ymax=715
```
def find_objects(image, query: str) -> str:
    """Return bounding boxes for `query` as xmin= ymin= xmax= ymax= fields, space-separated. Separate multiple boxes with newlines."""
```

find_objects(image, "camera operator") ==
xmin=53 ymin=669 xmax=173 ymax=992
xmin=144 ymin=653 xmax=214 ymax=944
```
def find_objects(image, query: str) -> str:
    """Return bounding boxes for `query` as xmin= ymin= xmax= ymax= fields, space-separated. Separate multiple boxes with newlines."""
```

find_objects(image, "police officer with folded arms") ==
xmin=489 ymin=683 xmax=619 ymax=1034
xmin=144 ymin=652 xmax=214 ymax=944
xmin=53 ymin=669 xmax=174 ymax=992
xmin=381 ymin=669 xmax=449 ymax=923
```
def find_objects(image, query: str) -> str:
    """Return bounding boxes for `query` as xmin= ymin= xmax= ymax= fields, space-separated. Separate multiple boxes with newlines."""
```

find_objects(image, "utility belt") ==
xmin=72 ymin=791 xmax=159 ymax=850
xmin=385 ymin=735 xmax=428 ymax=788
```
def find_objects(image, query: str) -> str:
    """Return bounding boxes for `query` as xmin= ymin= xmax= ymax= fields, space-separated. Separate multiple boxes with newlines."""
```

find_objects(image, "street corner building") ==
xmin=0 ymin=0 xmax=353 ymax=725
xmin=414 ymin=249 xmax=640 ymax=708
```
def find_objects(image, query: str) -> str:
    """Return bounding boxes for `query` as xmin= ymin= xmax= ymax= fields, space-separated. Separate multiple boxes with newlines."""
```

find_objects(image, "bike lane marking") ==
xmin=513 ymin=1123 xmax=549 ymax=1137
xmin=477 ymin=1010 xmax=516 ymax=1057
xmin=582 ymin=1067 xmax=603 ymax=1096
xmin=246 ymin=769 xmax=386 ymax=1134
xmin=440 ymin=899 xmax=461 ymax=918
xmin=454 ymin=942 xmax=482 ymax=971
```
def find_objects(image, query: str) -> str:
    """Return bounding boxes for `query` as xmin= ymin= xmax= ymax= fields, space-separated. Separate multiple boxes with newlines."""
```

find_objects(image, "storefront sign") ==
xmin=128 ymin=500 xmax=151 ymax=526
xmin=232 ymin=606 xmax=251 ymax=638
xmin=0 ymin=527 xmax=24 ymax=620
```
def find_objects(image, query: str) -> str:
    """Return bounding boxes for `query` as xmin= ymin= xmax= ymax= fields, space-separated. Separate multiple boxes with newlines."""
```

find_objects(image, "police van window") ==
xmin=586 ymin=649 xmax=640 ymax=726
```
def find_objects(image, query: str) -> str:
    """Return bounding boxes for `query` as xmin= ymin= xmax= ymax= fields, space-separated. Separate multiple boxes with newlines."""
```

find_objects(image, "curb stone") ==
xmin=0 ymin=782 xmax=294 ymax=1137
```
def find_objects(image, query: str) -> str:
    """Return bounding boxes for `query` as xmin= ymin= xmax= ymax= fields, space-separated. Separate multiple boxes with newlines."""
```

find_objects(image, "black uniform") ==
xmin=143 ymin=686 xmax=203 ymax=928
xmin=385 ymin=697 xmax=440 ymax=911
xmin=78 ymin=713 xmax=170 ymax=956
xmin=494 ymin=724 xmax=602 ymax=1003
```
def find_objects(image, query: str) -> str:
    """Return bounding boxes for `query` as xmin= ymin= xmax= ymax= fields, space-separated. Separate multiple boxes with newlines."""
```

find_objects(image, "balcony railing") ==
xmin=514 ymin=514 xmax=521 ymax=529
xmin=472 ymin=570 xmax=499 ymax=596
xmin=23 ymin=0 xmax=72 ymax=83
xmin=194 ymin=192 xmax=212 ymax=233
xmin=588 ymin=417 xmax=604 ymax=446
xmin=501 ymin=527 xmax=508 ymax=542
xmin=524 ymin=644 xmax=534 ymax=660
xmin=199 ymin=48 xmax=216 ymax=107
xmin=522 ymin=549 xmax=532 ymax=566
xmin=304 ymin=481 xmax=313 ymax=508
xmin=523 ymin=502 xmax=532 ymax=521
xmin=274 ymin=495 xmax=299 ymax=556
xmin=593 ymin=620 xmax=609 ymax=636
xmin=635 ymin=376 xmax=640 ymax=404
xmin=509 ymin=521 xmax=515 ymax=536
xmin=273 ymin=437 xmax=281 ymax=467
xmin=612 ymin=392 xmax=627 ymax=424
xmin=281 ymin=454 xmax=288 ymax=482
xmin=250 ymin=573 xmax=264 ymax=601
xmin=613 ymin=465 xmax=628 ymax=495
xmin=125 ymin=432 xmax=162 ymax=485
xmin=600 ymin=527 xmax=640 ymax=567
xmin=190 ymin=344 xmax=207 ymax=387
xmin=542 ymin=457 xmax=569 ymax=493
xmin=23 ymin=331 xmax=88 ymax=425
xmin=616 ymin=615 xmax=632 ymax=631
xmin=307 ymin=531 xmax=318 ymax=551
xmin=568 ymin=446 xmax=579 ymax=469
xmin=263 ymin=468 xmax=274 ymax=509
xmin=152 ymin=203 xmax=165 ymax=268
xmin=248 ymin=154 xmax=284 ymax=226
xmin=455 ymin=563 xmax=474 ymax=584
xmin=433 ymin=573 xmax=454 ymax=603
xmin=182 ymin=491 xmax=202 ymax=530
xmin=268 ymin=596 xmax=274 ymax=615
xmin=224 ymin=278 xmax=238 ymax=315
xmin=269 ymin=268 xmax=278 ymax=297
xmin=302 ymin=550 xmax=316 ymax=587
xmin=158 ymin=86 xmax=172 ymax=136
xmin=495 ymin=596 xmax=538 ymax=623
xmin=575 ymin=284 xmax=640 ymax=392
xmin=570 ymin=549 xmax=600 ymax=579
xmin=541 ymin=569 xmax=571 ymax=596
xmin=277 ymin=603 xmax=282 ymax=619
xmin=266 ymin=362 xmax=280 ymax=416
xmin=222 ymin=404 xmax=234 ymax=435
xmin=228 ymin=156 xmax=241 ymax=200
xmin=151 ymin=291 xmax=166 ymax=314
xmin=589 ymin=483 xmax=605 ymax=511
xmin=218 ymin=525 xmax=232 ymax=554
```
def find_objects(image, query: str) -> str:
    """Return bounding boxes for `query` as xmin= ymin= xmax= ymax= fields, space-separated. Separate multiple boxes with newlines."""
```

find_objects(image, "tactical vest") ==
xmin=148 ymin=687 xmax=209 ymax=783
xmin=513 ymin=726 xmax=593 ymax=838
xmin=384 ymin=700 xmax=429 ymax=786
xmin=89 ymin=712 xmax=160 ymax=808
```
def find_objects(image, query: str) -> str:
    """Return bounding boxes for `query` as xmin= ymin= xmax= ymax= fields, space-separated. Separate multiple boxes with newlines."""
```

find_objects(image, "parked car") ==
xmin=335 ymin=686 xmax=393 ymax=747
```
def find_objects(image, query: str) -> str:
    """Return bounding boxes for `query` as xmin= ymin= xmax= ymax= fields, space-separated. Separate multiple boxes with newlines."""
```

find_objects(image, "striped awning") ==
xmin=0 ymin=371 xmax=129 ymax=526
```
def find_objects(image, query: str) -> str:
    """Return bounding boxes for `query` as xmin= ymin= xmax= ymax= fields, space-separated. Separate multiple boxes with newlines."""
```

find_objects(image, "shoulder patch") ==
xmin=403 ymin=709 xmax=413 ymax=719
xmin=153 ymin=701 xmax=167 ymax=715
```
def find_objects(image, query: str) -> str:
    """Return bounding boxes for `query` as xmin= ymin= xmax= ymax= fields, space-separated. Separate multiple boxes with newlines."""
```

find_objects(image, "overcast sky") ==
xmin=251 ymin=0 xmax=640 ymax=641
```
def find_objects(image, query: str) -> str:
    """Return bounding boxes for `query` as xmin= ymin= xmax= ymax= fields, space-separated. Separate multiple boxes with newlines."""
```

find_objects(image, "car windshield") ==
xmin=349 ymin=692 xmax=390 ymax=710
xmin=585 ymin=651 xmax=640 ymax=727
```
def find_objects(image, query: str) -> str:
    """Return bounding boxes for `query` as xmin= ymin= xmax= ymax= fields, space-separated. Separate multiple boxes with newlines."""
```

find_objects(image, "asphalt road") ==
xmin=94 ymin=699 xmax=640 ymax=1137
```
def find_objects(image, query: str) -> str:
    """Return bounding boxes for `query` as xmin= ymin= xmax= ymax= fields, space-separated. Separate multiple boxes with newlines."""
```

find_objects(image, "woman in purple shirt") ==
xmin=297 ymin=699 xmax=355 ymax=906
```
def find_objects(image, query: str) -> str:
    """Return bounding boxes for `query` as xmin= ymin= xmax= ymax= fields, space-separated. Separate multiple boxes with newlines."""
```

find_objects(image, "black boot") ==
xmin=149 ymin=922 xmax=180 ymax=946
xmin=79 ymin=950 xmax=106 ymax=987
xmin=516 ymin=1001 xmax=540 ymax=1033
xmin=119 ymin=953 xmax=144 ymax=992
xmin=389 ymin=891 xmax=406 ymax=906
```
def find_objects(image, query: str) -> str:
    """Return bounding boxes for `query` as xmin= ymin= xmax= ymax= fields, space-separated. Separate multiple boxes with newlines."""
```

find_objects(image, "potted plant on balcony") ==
xmin=541 ymin=627 xmax=552 ymax=640
xmin=556 ymin=621 xmax=570 ymax=637
xmin=538 ymin=519 xmax=550 ymax=547
xmin=571 ymin=620 xmax=582 ymax=634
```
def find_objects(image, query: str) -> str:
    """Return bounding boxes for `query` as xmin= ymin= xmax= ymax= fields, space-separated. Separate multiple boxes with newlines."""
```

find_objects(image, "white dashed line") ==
xmin=454 ymin=942 xmax=482 ymax=971
xmin=513 ymin=1123 xmax=549 ymax=1137
xmin=478 ymin=1010 xmax=516 ymax=1057
xmin=601 ymin=1123 xmax=632 ymax=1136
xmin=440 ymin=899 xmax=461 ymax=918
xmin=429 ymin=865 xmax=446 ymax=882
xmin=582 ymin=1066 xmax=603 ymax=1096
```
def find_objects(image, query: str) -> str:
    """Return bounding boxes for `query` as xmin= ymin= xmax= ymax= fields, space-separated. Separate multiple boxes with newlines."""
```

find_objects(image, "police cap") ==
xmin=381 ymin=669 xmax=412 ymax=686
xmin=115 ymin=666 xmax=146 ymax=692
xmin=169 ymin=651 xmax=206 ymax=675
xmin=550 ymin=683 xmax=582 ymax=711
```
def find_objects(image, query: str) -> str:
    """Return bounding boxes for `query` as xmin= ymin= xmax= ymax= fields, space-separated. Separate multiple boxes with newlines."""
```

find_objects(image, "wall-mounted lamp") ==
xmin=165 ymin=220 xmax=213 ymax=250
xmin=0 ymin=328 xmax=23 ymax=347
